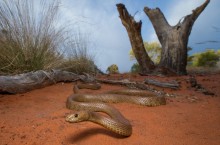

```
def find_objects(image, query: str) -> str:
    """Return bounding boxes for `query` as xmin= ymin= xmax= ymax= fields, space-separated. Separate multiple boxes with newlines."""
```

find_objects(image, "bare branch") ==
xmin=116 ymin=3 xmax=155 ymax=74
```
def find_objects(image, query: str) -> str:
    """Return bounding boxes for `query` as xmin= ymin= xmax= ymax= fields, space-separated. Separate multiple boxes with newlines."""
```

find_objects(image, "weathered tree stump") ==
xmin=0 ymin=70 xmax=80 ymax=94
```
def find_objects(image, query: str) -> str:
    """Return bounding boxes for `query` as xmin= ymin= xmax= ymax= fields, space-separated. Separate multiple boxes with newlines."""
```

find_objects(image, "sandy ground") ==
xmin=0 ymin=73 xmax=220 ymax=145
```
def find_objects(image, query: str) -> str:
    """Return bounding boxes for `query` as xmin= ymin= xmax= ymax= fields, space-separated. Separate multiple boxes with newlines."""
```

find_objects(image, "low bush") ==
xmin=192 ymin=49 xmax=220 ymax=67
xmin=130 ymin=63 xmax=140 ymax=73
xmin=106 ymin=64 xmax=119 ymax=74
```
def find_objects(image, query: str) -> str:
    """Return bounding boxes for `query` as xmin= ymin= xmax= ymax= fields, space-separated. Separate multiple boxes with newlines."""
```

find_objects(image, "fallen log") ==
xmin=144 ymin=78 xmax=180 ymax=89
xmin=96 ymin=78 xmax=165 ymax=96
xmin=0 ymin=70 xmax=81 ymax=94
xmin=188 ymin=76 xmax=215 ymax=96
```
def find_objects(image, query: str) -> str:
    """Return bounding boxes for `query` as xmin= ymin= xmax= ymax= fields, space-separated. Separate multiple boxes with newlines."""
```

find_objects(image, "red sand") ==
xmin=0 ymin=73 xmax=220 ymax=145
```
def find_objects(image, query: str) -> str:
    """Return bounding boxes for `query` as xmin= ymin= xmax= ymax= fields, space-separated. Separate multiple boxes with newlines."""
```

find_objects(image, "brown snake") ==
xmin=65 ymin=83 xmax=166 ymax=137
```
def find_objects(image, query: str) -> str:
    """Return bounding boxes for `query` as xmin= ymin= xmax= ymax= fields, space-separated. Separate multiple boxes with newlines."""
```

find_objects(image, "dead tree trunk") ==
xmin=144 ymin=0 xmax=210 ymax=75
xmin=116 ymin=4 xmax=155 ymax=75
xmin=0 ymin=70 xmax=84 ymax=94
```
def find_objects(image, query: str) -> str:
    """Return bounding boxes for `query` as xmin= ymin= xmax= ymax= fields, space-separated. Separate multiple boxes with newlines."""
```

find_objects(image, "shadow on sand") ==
xmin=66 ymin=127 xmax=128 ymax=144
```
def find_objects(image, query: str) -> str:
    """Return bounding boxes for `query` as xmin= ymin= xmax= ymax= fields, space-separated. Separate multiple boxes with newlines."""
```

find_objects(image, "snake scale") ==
xmin=65 ymin=83 xmax=166 ymax=137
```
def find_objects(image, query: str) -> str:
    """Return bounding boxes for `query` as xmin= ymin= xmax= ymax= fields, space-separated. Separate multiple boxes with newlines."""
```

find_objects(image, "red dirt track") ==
xmin=0 ymin=73 xmax=220 ymax=145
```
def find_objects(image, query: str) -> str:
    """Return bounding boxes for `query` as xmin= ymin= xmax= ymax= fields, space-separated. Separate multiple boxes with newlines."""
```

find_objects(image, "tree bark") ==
xmin=97 ymin=78 xmax=164 ymax=95
xmin=116 ymin=4 xmax=155 ymax=75
xmin=144 ymin=78 xmax=179 ymax=89
xmin=0 ymin=70 xmax=82 ymax=94
xmin=144 ymin=0 xmax=210 ymax=75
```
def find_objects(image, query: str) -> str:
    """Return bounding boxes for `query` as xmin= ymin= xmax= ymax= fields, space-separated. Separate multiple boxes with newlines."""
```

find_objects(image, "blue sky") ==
xmin=60 ymin=0 xmax=220 ymax=72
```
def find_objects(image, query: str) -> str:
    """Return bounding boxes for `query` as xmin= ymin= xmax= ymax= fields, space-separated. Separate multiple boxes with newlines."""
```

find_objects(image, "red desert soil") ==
xmin=0 ymin=73 xmax=220 ymax=145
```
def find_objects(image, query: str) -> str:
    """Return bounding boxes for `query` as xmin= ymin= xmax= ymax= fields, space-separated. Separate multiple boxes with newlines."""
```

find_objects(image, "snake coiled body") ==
xmin=66 ymin=84 xmax=166 ymax=137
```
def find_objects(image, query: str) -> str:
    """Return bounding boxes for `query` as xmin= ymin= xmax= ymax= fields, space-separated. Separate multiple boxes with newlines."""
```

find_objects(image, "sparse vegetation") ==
xmin=106 ymin=64 xmax=119 ymax=74
xmin=0 ymin=0 xmax=65 ymax=74
xmin=130 ymin=63 xmax=140 ymax=73
xmin=129 ymin=41 xmax=161 ymax=64
xmin=187 ymin=49 xmax=220 ymax=74
xmin=0 ymin=0 xmax=96 ymax=75
xmin=59 ymin=31 xmax=96 ymax=74
xmin=190 ymin=49 xmax=220 ymax=67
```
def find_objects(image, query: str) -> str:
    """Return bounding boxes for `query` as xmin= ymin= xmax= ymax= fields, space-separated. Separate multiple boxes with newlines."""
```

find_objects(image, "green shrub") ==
xmin=129 ymin=41 xmax=161 ymax=64
xmin=192 ymin=49 xmax=220 ymax=67
xmin=106 ymin=64 xmax=119 ymax=74
xmin=130 ymin=63 xmax=140 ymax=73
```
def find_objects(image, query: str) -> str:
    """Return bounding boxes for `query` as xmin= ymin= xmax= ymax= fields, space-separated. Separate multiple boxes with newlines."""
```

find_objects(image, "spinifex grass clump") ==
xmin=61 ymin=57 xmax=96 ymax=74
xmin=0 ymin=0 xmax=64 ymax=74
xmin=60 ymin=32 xmax=97 ymax=74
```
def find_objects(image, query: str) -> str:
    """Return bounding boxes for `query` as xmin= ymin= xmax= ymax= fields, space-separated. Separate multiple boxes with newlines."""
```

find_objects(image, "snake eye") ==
xmin=74 ymin=114 xmax=78 ymax=118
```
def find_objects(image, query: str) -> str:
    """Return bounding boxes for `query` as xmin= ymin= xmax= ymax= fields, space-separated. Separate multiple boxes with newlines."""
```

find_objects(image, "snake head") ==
xmin=65 ymin=111 xmax=90 ymax=123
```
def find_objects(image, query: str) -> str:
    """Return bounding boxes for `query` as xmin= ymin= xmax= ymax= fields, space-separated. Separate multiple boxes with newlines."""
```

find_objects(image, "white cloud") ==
xmin=60 ymin=0 xmax=134 ymax=72
xmin=147 ymin=0 xmax=220 ymax=54
xmin=59 ymin=0 xmax=220 ymax=72
xmin=167 ymin=0 xmax=204 ymax=26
